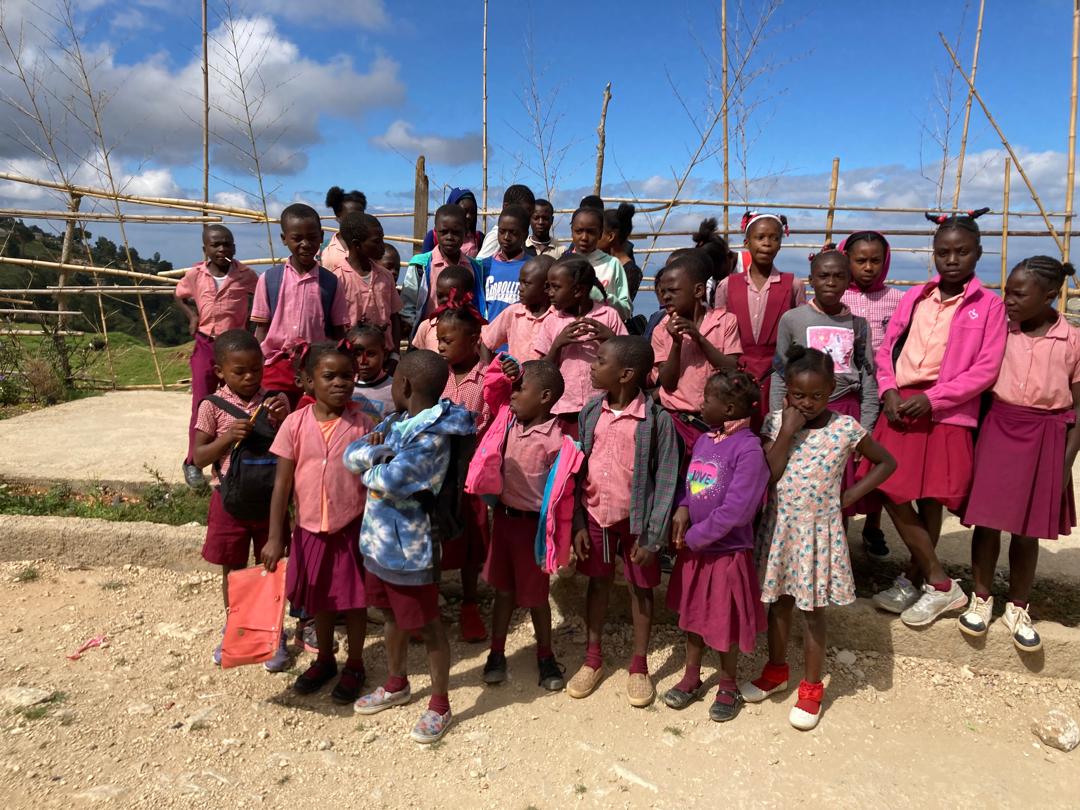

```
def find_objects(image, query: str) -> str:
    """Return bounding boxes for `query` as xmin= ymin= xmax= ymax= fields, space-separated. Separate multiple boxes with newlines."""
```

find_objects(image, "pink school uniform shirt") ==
xmin=841 ymin=286 xmax=905 ymax=358
xmin=583 ymin=393 xmax=646 ymax=527
xmin=443 ymin=360 xmax=490 ymax=434
xmin=993 ymin=317 xmax=1080 ymax=410
xmin=650 ymin=308 xmax=742 ymax=412
xmin=532 ymin=303 xmax=628 ymax=416
xmin=426 ymin=246 xmax=476 ymax=310
xmin=250 ymin=259 xmax=350 ymax=365
xmin=174 ymin=260 xmax=258 ymax=337
xmin=269 ymin=403 xmax=372 ymax=534
xmin=319 ymin=234 xmax=348 ymax=277
xmin=411 ymin=317 xmax=439 ymax=351
xmin=894 ymin=286 xmax=963 ymax=387
xmin=501 ymin=417 xmax=565 ymax=512
xmin=713 ymin=268 xmax=807 ymax=341
xmin=194 ymin=386 xmax=288 ymax=485
xmin=481 ymin=303 xmax=553 ymax=361
xmin=331 ymin=262 xmax=402 ymax=350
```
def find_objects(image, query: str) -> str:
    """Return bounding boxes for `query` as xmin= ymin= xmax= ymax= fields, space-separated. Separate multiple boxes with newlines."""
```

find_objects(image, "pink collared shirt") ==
xmin=841 ymin=286 xmax=905 ymax=358
xmin=427 ymin=246 xmax=475 ymax=309
xmin=251 ymin=259 xmax=350 ymax=364
xmin=269 ymin=403 xmax=372 ymax=534
xmin=442 ymin=359 xmax=490 ymax=434
xmin=651 ymin=308 xmax=742 ymax=412
xmin=332 ymin=262 xmax=402 ymax=350
xmin=319 ymin=234 xmax=348 ymax=276
xmin=532 ymin=303 xmax=628 ymax=415
xmin=411 ymin=317 xmax=439 ymax=351
xmin=174 ymin=260 xmax=257 ymax=337
xmin=584 ymin=393 xmax=647 ymax=527
xmin=894 ymin=286 xmax=964 ymax=387
xmin=502 ymin=417 xmax=565 ymax=511
xmin=482 ymin=302 xmax=553 ymax=360
xmin=993 ymin=317 xmax=1080 ymax=410
xmin=713 ymin=267 xmax=807 ymax=341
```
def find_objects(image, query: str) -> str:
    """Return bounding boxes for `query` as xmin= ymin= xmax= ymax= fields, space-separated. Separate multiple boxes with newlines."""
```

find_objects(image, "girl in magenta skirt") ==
xmin=261 ymin=342 xmax=374 ymax=703
xmin=959 ymin=256 xmax=1080 ymax=653
xmin=663 ymin=369 xmax=770 ymax=723
xmin=861 ymin=209 xmax=1006 ymax=629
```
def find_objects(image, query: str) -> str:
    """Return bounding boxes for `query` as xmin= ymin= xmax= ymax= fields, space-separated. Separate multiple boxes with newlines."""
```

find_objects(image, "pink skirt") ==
xmin=665 ymin=548 xmax=765 ymax=654
xmin=859 ymin=388 xmax=973 ymax=511
xmin=286 ymin=518 xmax=366 ymax=615
xmin=963 ymin=399 xmax=1076 ymax=539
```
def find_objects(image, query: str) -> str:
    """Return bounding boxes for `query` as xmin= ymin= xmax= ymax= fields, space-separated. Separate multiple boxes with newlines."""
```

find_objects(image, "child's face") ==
xmin=785 ymin=370 xmax=834 ymax=422
xmin=653 ymin=271 xmax=666 ymax=305
xmin=458 ymin=196 xmax=478 ymax=231
xmin=203 ymin=229 xmax=235 ymax=271
xmin=351 ymin=333 xmax=387 ymax=382
xmin=933 ymin=228 xmax=981 ymax=286
xmin=571 ymin=212 xmax=602 ymax=254
xmin=545 ymin=266 xmax=581 ymax=311
xmin=436 ymin=319 xmax=479 ymax=366
xmin=659 ymin=266 xmax=702 ymax=316
xmin=743 ymin=219 xmax=782 ymax=268
xmin=436 ymin=214 xmax=466 ymax=256
xmin=311 ymin=353 xmax=356 ymax=410
xmin=497 ymin=215 xmax=526 ymax=257
xmin=1004 ymin=268 xmax=1055 ymax=323
xmin=281 ymin=216 xmax=323 ymax=269
xmin=701 ymin=383 xmax=745 ymax=427
xmin=509 ymin=370 xmax=551 ymax=424
xmin=435 ymin=276 xmax=470 ymax=307
xmin=589 ymin=342 xmax=627 ymax=393
xmin=518 ymin=263 xmax=550 ymax=309
xmin=215 ymin=348 xmax=263 ymax=400
xmin=531 ymin=205 xmax=553 ymax=240
xmin=597 ymin=226 xmax=616 ymax=254
xmin=361 ymin=223 xmax=385 ymax=262
xmin=848 ymin=240 xmax=886 ymax=290
xmin=809 ymin=257 xmax=849 ymax=310
xmin=381 ymin=245 xmax=401 ymax=274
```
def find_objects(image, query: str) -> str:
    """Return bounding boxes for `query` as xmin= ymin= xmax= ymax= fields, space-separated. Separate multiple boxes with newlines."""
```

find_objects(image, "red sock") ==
xmin=795 ymin=679 xmax=824 ymax=715
xmin=344 ymin=657 xmax=364 ymax=672
xmin=490 ymin=636 xmax=506 ymax=655
xmin=427 ymin=693 xmax=450 ymax=715
xmin=584 ymin=642 xmax=602 ymax=670
xmin=751 ymin=661 xmax=789 ymax=691
xmin=628 ymin=654 xmax=649 ymax=675
xmin=674 ymin=664 xmax=701 ymax=693
xmin=931 ymin=579 xmax=952 ymax=593
xmin=384 ymin=675 xmax=408 ymax=694
xmin=714 ymin=677 xmax=738 ymax=705
xmin=536 ymin=644 xmax=553 ymax=660
xmin=316 ymin=652 xmax=336 ymax=666
xmin=975 ymin=592 xmax=991 ymax=600
xmin=1011 ymin=599 xmax=1029 ymax=609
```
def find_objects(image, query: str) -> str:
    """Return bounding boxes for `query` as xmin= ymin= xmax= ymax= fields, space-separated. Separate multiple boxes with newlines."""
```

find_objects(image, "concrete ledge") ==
xmin=3 ymin=513 xmax=1079 ymax=680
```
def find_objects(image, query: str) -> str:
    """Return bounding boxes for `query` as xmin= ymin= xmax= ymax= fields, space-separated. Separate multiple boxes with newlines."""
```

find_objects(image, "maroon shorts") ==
xmin=482 ymin=506 xmax=550 ymax=608
xmin=577 ymin=516 xmax=661 ymax=589
xmin=364 ymin=570 xmax=440 ymax=632
xmin=201 ymin=488 xmax=277 ymax=569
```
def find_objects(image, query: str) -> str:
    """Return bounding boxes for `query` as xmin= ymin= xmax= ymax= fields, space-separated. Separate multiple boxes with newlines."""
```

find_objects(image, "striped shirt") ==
xmin=841 ymin=286 xmax=906 ymax=358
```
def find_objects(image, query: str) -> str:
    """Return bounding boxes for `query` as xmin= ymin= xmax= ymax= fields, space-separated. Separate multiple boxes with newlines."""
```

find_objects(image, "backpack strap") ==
xmin=316 ymin=267 xmax=338 ymax=337
xmin=205 ymin=394 xmax=249 ymax=422
xmin=264 ymin=264 xmax=285 ymax=325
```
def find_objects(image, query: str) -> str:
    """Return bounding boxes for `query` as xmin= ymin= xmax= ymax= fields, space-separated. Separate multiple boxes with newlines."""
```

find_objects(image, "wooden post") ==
xmin=721 ymin=0 xmax=729 ymax=237
xmin=202 ymin=0 xmax=210 ymax=214
xmin=1064 ymin=1 xmax=1079 ymax=311
xmin=55 ymin=193 xmax=81 ymax=329
xmin=481 ymin=0 xmax=489 ymax=232
xmin=1001 ymin=158 xmax=1011 ymax=300
xmin=593 ymin=83 xmax=612 ymax=196
xmin=413 ymin=155 xmax=429 ymax=249
xmin=952 ymin=0 xmax=985 ymax=209
xmin=824 ymin=157 xmax=840 ymax=245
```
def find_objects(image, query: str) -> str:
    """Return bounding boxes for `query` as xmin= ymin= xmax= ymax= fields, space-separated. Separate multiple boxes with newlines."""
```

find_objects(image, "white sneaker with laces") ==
xmin=958 ymin=593 xmax=993 ymax=637
xmin=872 ymin=575 xmax=920 ymax=614
xmin=1002 ymin=601 xmax=1041 ymax=653
xmin=900 ymin=580 xmax=967 ymax=627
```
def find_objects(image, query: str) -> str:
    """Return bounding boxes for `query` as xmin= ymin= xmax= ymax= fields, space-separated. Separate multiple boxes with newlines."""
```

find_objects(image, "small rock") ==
xmin=0 ymin=687 xmax=52 ymax=709
xmin=11 ymin=626 xmax=21 ymax=634
xmin=73 ymin=784 xmax=126 ymax=802
xmin=179 ymin=707 xmax=214 ymax=733
xmin=361 ymin=731 xmax=378 ymax=744
xmin=221 ymin=739 xmax=241 ymax=748
xmin=257 ymin=729 xmax=270 ymax=740
xmin=317 ymin=739 xmax=333 ymax=751
xmin=835 ymin=649 xmax=856 ymax=667
xmin=959 ymin=665 xmax=975 ymax=680
xmin=1032 ymin=710 xmax=1080 ymax=753
xmin=126 ymin=704 xmax=154 ymax=716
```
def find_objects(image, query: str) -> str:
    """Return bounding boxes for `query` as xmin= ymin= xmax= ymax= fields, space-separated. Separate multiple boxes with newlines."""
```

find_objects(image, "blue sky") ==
xmin=0 ymin=0 xmax=1076 ymax=282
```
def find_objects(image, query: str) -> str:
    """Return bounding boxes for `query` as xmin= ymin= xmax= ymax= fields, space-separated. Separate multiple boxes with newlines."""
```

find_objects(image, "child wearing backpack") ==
xmin=191 ymin=329 xmax=290 ymax=670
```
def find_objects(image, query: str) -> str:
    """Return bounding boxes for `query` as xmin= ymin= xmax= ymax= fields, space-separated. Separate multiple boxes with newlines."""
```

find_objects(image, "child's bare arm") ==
xmin=841 ymin=435 xmax=895 ymax=507
xmin=175 ymin=297 xmax=198 ymax=336
xmin=253 ymin=322 xmax=268 ymax=342
xmin=765 ymin=407 xmax=805 ymax=484
xmin=261 ymin=457 xmax=295 ymax=571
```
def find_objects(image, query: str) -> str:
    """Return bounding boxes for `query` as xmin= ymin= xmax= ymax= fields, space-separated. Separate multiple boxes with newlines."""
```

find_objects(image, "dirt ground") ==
xmin=0 ymin=561 xmax=1077 ymax=809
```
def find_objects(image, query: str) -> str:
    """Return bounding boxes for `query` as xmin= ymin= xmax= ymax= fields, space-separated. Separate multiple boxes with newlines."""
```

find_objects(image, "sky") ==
xmin=0 ymin=0 xmax=1076 ymax=288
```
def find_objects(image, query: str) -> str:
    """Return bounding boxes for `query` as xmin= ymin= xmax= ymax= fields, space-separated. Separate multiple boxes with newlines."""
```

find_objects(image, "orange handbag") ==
xmin=221 ymin=562 xmax=287 ymax=669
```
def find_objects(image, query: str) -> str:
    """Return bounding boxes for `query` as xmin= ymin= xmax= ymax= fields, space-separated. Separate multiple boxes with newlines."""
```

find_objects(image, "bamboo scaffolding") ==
xmin=202 ymin=0 xmax=210 ymax=215
xmin=0 ymin=256 xmax=179 ymax=285
xmin=55 ymin=194 xmax=80 ymax=329
xmin=721 ymin=0 xmax=729 ymax=237
xmin=952 ymin=0 xmax=986 ymax=209
xmin=1 ymin=329 xmax=85 ymax=336
xmin=0 ymin=209 xmax=222 ymax=223
xmin=0 ymin=309 xmax=81 ymax=316
xmin=594 ymin=83 xmax=612 ymax=195
xmin=824 ymin=157 xmax=840 ymax=245
xmin=0 ymin=288 xmax=175 ymax=295
xmin=1064 ymin=1 xmax=1080 ymax=312
xmin=1001 ymin=158 xmax=1011 ymax=298
xmin=607 ymin=195 xmax=1074 ymax=218
xmin=413 ymin=156 xmax=429 ymax=247
xmin=481 ymin=0 xmax=489 ymax=232
xmin=0 ymin=296 xmax=33 ymax=305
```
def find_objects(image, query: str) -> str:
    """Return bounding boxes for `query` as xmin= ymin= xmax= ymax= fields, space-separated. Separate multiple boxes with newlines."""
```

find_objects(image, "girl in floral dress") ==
xmin=741 ymin=345 xmax=895 ymax=730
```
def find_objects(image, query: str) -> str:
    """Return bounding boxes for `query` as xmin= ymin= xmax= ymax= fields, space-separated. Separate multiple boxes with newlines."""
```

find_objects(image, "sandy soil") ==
xmin=0 ymin=561 xmax=1077 ymax=809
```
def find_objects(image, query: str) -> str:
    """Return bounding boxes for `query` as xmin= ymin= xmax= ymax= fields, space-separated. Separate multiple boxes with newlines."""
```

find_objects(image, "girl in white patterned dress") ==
xmin=741 ymin=345 xmax=895 ymax=730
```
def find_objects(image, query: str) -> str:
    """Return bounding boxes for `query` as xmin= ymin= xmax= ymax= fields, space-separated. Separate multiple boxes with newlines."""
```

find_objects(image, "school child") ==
xmin=435 ymin=299 xmax=492 ymax=641
xmin=482 ymin=205 xmax=535 ymax=324
xmin=643 ymin=249 xmax=700 ymax=341
xmin=346 ymin=324 xmax=397 ymax=424
xmin=251 ymin=203 xmax=350 ymax=404
xmin=663 ymin=369 xmax=770 ymax=721
xmin=652 ymin=253 xmax=741 ymax=468
xmin=260 ymin=342 xmax=373 ymax=703
xmin=478 ymin=359 xmax=568 ymax=690
xmin=401 ymin=204 xmax=486 ymax=333
xmin=191 ymin=329 xmax=291 ymax=667
xmin=478 ymin=184 xmax=536 ymax=259
xmin=599 ymin=203 xmax=642 ymax=301
xmin=421 ymin=188 xmax=485 ymax=257
xmin=838 ymin=231 xmax=904 ymax=557
xmin=345 ymin=350 xmax=476 ymax=745
xmin=481 ymin=254 xmax=555 ymax=359
xmin=958 ymin=256 xmax=1080 ymax=652
xmin=175 ymin=225 xmax=259 ymax=489
xmin=567 ymin=336 xmax=681 ymax=707
xmin=321 ymin=186 xmax=367 ymax=272
xmin=410 ymin=266 xmax=477 ymax=352
xmin=867 ymin=210 xmax=1006 ymax=628
xmin=526 ymin=198 xmax=560 ymax=258
xmin=381 ymin=243 xmax=403 ymax=285
xmin=713 ymin=211 xmax=806 ymax=430
xmin=533 ymin=257 xmax=628 ymax=439
xmin=568 ymin=206 xmax=632 ymax=318
xmin=745 ymin=346 xmax=895 ymax=730
xmin=692 ymin=218 xmax=737 ymax=306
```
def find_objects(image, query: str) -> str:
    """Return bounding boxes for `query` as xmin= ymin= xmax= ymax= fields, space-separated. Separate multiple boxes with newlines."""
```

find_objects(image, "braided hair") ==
xmin=693 ymin=218 xmax=732 ymax=281
xmin=325 ymin=186 xmax=367 ymax=217
xmin=925 ymin=207 xmax=990 ymax=244
xmin=298 ymin=341 xmax=356 ymax=376
xmin=706 ymin=367 xmax=761 ymax=412
xmin=1012 ymin=255 xmax=1077 ymax=293
xmin=552 ymin=255 xmax=606 ymax=301
xmin=434 ymin=288 xmax=488 ymax=335
xmin=784 ymin=343 xmax=834 ymax=383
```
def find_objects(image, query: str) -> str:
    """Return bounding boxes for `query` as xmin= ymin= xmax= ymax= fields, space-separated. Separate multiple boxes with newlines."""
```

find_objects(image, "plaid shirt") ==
xmin=842 ymin=286 xmax=906 ymax=358
xmin=577 ymin=394 xmax=681 ymax=552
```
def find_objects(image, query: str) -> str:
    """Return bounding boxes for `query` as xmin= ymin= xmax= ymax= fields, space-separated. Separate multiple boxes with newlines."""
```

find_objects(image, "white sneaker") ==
xmin=957 ymin=593 xmax=993 ymax=637
xmin=872 ymin=575 xmax=920 ymax=614
xmin=900 ymin=580 xmax=967 ymax=627
xmin=1002 ymin=602 xmax=1041 ymax=653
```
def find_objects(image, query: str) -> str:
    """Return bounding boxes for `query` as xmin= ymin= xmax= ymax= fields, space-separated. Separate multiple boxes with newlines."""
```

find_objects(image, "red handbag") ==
xmin=221 ymin=562 xmax=287 ymax=669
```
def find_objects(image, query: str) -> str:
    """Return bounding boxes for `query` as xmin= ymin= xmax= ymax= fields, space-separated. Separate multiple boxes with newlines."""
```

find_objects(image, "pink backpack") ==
xmin=465 ymin=359 xmax=514 ymax=496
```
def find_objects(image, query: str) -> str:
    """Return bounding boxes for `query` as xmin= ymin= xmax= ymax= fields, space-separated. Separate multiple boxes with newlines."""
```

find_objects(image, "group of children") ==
xmin=175 ymin=183 xmax=1079 ymax=744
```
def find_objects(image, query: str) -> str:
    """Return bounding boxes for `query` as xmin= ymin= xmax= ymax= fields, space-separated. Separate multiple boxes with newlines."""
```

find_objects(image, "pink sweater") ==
xmin=875 ymin=276 xmax=1006 ymax=428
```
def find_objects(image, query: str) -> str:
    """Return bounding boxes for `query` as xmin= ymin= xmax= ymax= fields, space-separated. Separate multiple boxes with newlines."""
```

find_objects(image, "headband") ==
xmin=924 ymin=207 xmax=990 ymax=225
xmin=741 ymin=210 xmax=789 ymax=236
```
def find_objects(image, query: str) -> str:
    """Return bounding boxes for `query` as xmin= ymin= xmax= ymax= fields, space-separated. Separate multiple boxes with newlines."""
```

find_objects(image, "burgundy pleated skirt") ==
xmin=286 ymin=517 xmax=366 ymax=615
xmin=665 ymin=547 xmax=765 ymax=654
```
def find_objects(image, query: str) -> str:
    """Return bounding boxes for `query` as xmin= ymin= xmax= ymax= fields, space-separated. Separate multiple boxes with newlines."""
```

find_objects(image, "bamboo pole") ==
xmin=55 ymin=194 xmax=81 ymax=329
xmin=1063 ymin=1 xmax=1080 ymax=312
xmin=0 ymin=288 xmax=175 ymax=295
xmin=0 ymin=309 xmax=81 ymax=316
xmin=952 ymin=0 xmax=986 ymax=209
xmin=481 ymin=0 xmax=489 ymax=233
xmin=1001 ymin=158 xmax=1011 ymax=300
xmin=940 ymin=33 xmax=1065 ymax=254
xmin=0 ymin=210 xmax=221 ymax=223
xmin=594 ymin=83 xmax=612 ymax=196
xmin=824 ymin=158 xmax=840 ymax=245
xmin=721 ymin=0 xmax=730 ymax=237
xmin=0 ymin=297 xmax=33 ymax=305
xmin=413 ymin=156 xmax=429 ymax=248
xmin=0 ymin=256 xmax=179 ymax=285
xmin=202 ymin=0 xmax=210 ymax=216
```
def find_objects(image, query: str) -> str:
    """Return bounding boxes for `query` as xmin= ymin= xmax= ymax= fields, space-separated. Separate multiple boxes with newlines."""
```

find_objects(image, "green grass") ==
xmin=16 ymin=691 xmax=66 ymax=721
xmin=0 ymin=477 xmax=208 ymax=526
xmin=663 ymin=726 xmax=683 ymax=737
xmin=14 ymin=565 xmax=39 ymax=582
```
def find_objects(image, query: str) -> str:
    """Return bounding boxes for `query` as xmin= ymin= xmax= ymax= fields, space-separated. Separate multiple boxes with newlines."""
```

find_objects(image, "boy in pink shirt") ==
xmin=480 ymin=360 xmax=567 ymax=690
xmin=410 ymin=265 xmax=476 ymax=352
xmin=567 ymin=336 xmax=681 ymax=708
xmin=481 ymin=255 xmax=554 ymax=359
xmin=175 ymin=225 xmax=258 ymax=488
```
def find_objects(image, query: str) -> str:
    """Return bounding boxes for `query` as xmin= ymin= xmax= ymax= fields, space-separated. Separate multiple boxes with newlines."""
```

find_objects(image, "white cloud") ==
xmin=372 ymin=120 xmax=481 ymax=166
xmin=254 ymin=0 xmax=388 ymax=29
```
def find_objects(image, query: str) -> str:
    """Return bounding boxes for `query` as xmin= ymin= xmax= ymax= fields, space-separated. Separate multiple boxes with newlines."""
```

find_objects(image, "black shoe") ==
xmin=862 ymin=528 xmax=889 ymax=560
xmin=537 ymin=655 xmax=566 ymax=691
xmin=709 ymin=689 xmax=745 ymax=722
xmin=330 ymin=666 xmax=366 ymax=704
xmin=293 ymin=659 xmax=338 ymax=695
xmin=482 ymin=651 xmax=507 ymax=685
xmin=182 ymin=463 xmax=207 ymax=490
xmin=659 ymin=550 xmax=676 ymax=574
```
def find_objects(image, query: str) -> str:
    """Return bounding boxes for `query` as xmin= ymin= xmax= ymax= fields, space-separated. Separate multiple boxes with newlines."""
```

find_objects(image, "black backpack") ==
xmin=205 ymin=395 xmax=280 ymax=521
xmin=415 ymin=432 xmax=477 ymax=552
